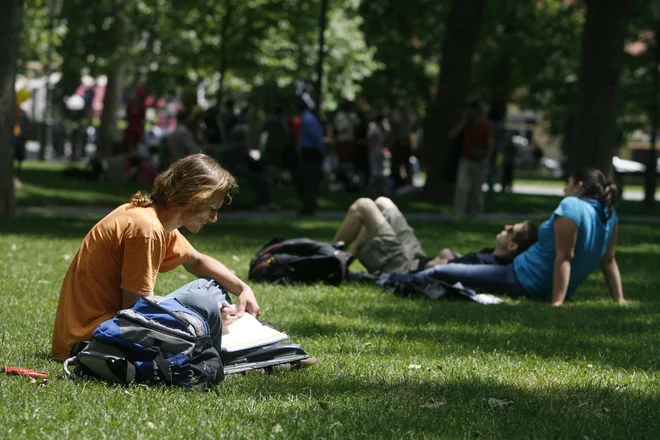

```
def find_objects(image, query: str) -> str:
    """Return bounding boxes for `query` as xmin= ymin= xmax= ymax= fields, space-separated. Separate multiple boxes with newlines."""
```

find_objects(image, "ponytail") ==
xmin=570 ymin=167 xmax=619 ymax=221
xmin=601 ymin=182 xmax=619 ymax=220
xmin=129 ymin=191 xmax=154 ymax=208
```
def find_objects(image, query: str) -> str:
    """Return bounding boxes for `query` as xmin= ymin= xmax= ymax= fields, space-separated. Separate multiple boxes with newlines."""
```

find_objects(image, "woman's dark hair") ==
xmin=512 ymin=221 xmax=539 ymax=256
xmin=570 ymin=167 xmax=619 ymax=220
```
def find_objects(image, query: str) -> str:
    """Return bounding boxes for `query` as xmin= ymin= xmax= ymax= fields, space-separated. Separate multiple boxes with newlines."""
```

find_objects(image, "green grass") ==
xmin=1 ymin=215 xmax=659 ymax=439
xmin=14 ymin=160 xmax=660 ymax=218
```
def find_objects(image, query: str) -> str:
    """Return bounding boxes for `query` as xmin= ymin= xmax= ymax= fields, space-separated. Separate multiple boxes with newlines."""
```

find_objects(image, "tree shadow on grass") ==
xmin=16 ymin=166 xmax=146 ymax=206
xmin=1 ymin=215 xmax=98 ymax=239
xmin=282 ymin=279 xmax=660 ymax=374
xmin=220 ymin=374 xmax=660 ymax=439
xmin=0 ymin=215 xmax=341 ymax=244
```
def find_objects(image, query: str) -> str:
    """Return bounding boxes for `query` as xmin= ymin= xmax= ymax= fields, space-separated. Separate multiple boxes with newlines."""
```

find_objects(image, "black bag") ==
xmin=249 ymin=237 xmax=353 ymax=285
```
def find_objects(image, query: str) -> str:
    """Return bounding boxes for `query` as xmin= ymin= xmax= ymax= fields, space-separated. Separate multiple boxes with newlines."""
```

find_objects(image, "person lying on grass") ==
xmin=379 ymin=168 xmax=626 ymax=306
xmin=52 ymin=154 xmax=259 ymax=360
xmin=333 ymin=196 xmax=538 ymax=275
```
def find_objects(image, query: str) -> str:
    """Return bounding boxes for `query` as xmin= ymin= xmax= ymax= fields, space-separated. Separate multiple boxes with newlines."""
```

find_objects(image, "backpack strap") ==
xmin=62 ymin=356 xmax=81 ymax=380
xmin=153 ymin=353 xmax=173 ymax=384
xmin=63 ymin=354 xmax=137 ymax=383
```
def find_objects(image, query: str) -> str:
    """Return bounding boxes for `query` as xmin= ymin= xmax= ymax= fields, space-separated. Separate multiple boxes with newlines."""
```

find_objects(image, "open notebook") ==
xmin=221 ymin=313 xmax=289 ymax=352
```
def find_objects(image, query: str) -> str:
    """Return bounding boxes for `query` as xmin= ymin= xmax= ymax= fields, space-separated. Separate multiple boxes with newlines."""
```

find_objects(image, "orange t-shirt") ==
xmin=461 ymin=119 xmax=492 ymax=162
xmin=51 ymin=204 xmax=193 ymax=359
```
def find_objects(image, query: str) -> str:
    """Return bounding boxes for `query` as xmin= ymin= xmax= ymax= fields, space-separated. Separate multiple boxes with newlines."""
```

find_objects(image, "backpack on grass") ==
xmin=63 ymin=296 xmax=223 ymax=391
xmin=249 ymin=237 xmax=353 ymax=286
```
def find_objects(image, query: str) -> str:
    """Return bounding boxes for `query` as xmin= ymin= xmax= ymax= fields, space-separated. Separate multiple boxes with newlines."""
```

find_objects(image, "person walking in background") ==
xmin=391 ymin=109 xmax=414 ymax=189
xmin=13 ymin=106 xmax=28 ymax=175
xmin=222 ymin=99 xmax=238 ymax=137
xmin=224 ymin=107 xmax=278 ymax=211
xmin=122 ymin=86 xmax=147 ymax=152
xmin=486 ymin=108 xmax=505 ymax=193
xmin=451 ymin=102 xmax=493 ymax=218
xmin=333 ymin=100 xmax=356 ymax=166
xmin=500 ymin=131 xmax=516 ymax=193
xmin=296 ymin=101 xmax=325 ymax=215
xmin=366 ymin=111 xmax=387 ymax=194
xmin=167 ymin=110 xmax=201 ymax=163
xmin=261 ymin=105 xmax=290 ymax=176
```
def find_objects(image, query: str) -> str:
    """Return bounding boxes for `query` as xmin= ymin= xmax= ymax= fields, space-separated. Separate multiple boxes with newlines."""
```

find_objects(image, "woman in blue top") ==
xmin=379 ymin=168 xmax=625 ymax=306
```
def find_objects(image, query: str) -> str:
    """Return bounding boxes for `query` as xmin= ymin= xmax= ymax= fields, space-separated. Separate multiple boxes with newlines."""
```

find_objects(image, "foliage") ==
xmin=358 ymin=0 xmax=450 ymax=114
xmin=14 ymin=0 xmax=660 ymax=163
xmin=17 ymin=0 xmax=379 ymax=112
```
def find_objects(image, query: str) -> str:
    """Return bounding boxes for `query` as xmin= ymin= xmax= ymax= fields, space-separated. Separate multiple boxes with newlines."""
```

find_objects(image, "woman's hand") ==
xmin=236 ymin=286 xmax=260 ymax=318
xmin=220 ymin=304 xmax=238 ymax=334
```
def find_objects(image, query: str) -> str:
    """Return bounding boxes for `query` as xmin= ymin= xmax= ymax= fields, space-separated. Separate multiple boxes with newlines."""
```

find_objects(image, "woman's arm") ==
xmin=600 ymin=225 xmax=625 ymax=304
xmin=552 ymin=216 xmax=578 ymax=306
xmin=183 ymin=249 xmax=260 ymax=317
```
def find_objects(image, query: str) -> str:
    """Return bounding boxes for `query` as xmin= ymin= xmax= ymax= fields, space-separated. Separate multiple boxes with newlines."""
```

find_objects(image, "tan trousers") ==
xmin=453 ymin=158 xmax=486 ymax=217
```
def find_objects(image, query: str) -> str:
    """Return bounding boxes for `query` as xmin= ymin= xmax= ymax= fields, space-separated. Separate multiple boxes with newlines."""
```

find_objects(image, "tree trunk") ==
xmin=96 ymin=13 xmax=130 ymax=159
xmin=567 ymin=0 xmax=632 ymax=176
xmin=487 ymin=9 xmax=519 ymax=123
xmin=423 ymin=0 xmax=488 ymax=202
xmin=216 ymin=0 xmax=234 ymax=105
xmin=0 ymin=0 xmax=23 ymax=217
xmin=488 ymin=57 xmax=512 ymax=123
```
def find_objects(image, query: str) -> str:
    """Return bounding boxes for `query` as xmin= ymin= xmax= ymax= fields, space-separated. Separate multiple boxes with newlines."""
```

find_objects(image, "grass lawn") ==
xmin=1 ymin=214 xmax=659 ymax=439
xmin=12 ymin=161 xmax=659 ymax=218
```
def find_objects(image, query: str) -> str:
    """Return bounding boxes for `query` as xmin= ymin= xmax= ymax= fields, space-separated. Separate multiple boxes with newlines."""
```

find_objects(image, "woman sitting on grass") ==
xmin=379 ymin=167 xmax=625 ymax=306
xmin=52 ymin=154 xmax=260 ymax=360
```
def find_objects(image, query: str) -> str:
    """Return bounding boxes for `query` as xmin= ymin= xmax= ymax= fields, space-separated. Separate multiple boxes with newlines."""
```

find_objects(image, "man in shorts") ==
xmin=333 ymin=197 xmax=537 ymax=274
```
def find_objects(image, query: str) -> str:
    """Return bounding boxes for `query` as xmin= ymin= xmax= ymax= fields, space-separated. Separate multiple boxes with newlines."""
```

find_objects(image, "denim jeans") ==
xmin=166 ymin=278 xmax=230 ymax=354
xmin=379 ymin=263 xmax=526 ymax=297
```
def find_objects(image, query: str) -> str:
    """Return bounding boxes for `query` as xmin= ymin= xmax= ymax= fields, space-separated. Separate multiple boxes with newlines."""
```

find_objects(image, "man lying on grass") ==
xmin=52 ymin=154 xmax=259 ymax=360
xmin=333 ymin=197 xmax=538 ymax=275
xmin=379 ymin=168 xmax=626 ymax=306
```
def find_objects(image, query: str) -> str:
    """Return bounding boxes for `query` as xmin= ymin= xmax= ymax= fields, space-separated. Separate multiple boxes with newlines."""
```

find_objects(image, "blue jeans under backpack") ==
xmin=63 ymin=296 xmax=223 ymax=391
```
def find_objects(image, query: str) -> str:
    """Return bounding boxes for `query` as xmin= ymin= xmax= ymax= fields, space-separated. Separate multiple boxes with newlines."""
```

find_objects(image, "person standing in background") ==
xmin=123 ymin=86 xmax=147 ymax=152
xmin=486 ymin=108 xmax=505 ymax=194
xmin=366 ymin=111 xmax=387 ymax=194
xmin=296 ymin=101 xmax=325 ymax=215
xmin=451 ymin=102 xmax=493 ymax=218
xmin=333 ymin=100 xmax=356 ymax=166
xmin=391 ymin=110 xmax=414 ymax=189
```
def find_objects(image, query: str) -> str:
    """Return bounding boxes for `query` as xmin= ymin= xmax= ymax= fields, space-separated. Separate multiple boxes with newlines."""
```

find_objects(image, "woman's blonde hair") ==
xmin=129 ymin=154 xmax=238 ymax=210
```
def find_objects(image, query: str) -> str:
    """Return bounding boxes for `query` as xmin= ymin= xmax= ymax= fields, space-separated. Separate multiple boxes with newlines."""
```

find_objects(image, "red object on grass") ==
xmin=2 ymin=366 xmax=50 ymax=380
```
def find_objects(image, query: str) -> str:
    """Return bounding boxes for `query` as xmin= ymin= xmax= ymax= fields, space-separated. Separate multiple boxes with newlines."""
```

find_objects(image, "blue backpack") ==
xmin=63 ymin=296 xmax=223 ymax=390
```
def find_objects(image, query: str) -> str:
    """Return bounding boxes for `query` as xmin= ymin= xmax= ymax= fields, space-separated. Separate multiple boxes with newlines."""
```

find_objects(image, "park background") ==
xmin=1 ymin=1 xmax=660 ymax=439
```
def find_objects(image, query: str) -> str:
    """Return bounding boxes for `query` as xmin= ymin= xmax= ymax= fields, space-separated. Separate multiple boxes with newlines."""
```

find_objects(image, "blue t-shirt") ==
xmin=513 ymin=197 xmax=618 ymax=300
xmin=298 ymin=110 xmax=324 ymax=150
